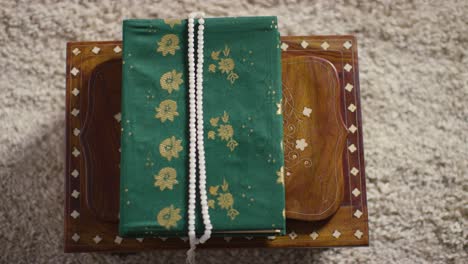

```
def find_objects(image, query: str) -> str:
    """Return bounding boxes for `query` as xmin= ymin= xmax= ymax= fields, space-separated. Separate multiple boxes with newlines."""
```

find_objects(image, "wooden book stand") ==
xmin=64 ymin=36 xmax=368 ymax=252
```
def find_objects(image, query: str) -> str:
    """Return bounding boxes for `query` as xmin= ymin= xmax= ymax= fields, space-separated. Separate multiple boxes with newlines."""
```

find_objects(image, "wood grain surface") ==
xmin=282 ymin=56 xmax=346 ymax=221
xmin=64 ymin=36 xmax=368 ymax=252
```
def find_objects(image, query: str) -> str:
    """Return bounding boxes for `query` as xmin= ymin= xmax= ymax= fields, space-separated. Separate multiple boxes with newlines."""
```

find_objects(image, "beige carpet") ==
xmin=1 ymin=0 xmax=467 ymax=263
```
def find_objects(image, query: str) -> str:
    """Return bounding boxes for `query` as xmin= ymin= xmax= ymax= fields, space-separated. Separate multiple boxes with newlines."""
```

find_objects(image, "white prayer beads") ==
xmin=186 ymin=11 xmax=212 ymax=263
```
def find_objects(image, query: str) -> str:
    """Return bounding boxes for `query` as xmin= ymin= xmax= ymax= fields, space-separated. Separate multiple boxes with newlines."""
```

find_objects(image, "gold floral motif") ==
xmin=209 ymin=186 xmax=219 ymax=196
xmin=154 ymin=167 xmax=178 ymax=191
xmin=227 ymin=139 xmax=239 ymax=151
xmin=160 ymin=70 xmax=183 ymax=94
xmin=227 ymin=72 xmax=239 ymax=84
xmin=157 ymin=205 xmax=182 ymax=229
xmin=227 ymin=209 xmax=239 ymax=220
xmin=221 ymin=112 xmax=229 ymax=123
xmin=207 ymin=111 xmax=238 ymax=151
xmin=155 ymin=100 xmax=179 ymax=122
xmin=276 ymin=166 xmax=284 ymax=185
xmin=210 ymin=117 xmax=219 ymax=127
xmin=163 ymin=19 xmax=181 ymax=28
xmin=208 ymin=178 xmax=239 ymax=220
xmin=208 ymin=45 xmax=239 ymax=84
xmin=157 ymin=34 xmax=180 ymax=56
xmin=208 ymin=199 xmax=215 ymax=209
xmin=208 ymin=64 xmax=216 ymax=72
xmin=159 ymin=136 xmax=183 ymax=161
xmin=211 ymin=51 xmax=220 ymax=60
xmin=218 ymin=124 xmax=234 ymax=141
xmin=218 ymin=193 xmax=234 ymax=209
xmin=218 ymin=58 xmax=235 ymax=73
xmin=208 ymin=131 xmax=215 ymax=139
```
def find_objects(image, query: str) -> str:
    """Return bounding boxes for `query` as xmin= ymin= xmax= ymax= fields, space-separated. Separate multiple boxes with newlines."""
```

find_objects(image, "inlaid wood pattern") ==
xmin=282 ymin=56 xmax=346 ymax=221
xmin=64 ymin=36 xmax=368 ymax=252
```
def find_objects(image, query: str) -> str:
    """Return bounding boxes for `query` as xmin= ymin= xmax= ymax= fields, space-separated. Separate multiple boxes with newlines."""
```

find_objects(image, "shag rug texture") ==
xmin=0 ymin=0 xmax=467 ymax=263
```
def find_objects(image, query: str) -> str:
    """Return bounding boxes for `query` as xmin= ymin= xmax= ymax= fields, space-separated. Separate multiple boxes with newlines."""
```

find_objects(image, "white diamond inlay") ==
xmin=72 ymin=147 xmax=80 ymax=157
xmin=289 ymin=231 xmax=298 ymax=240
xmin=72 ymin=48 xmax=81 ymax=56
xmin=352 ymin=188 xmax=361 ymax=197
xmin=114 ymin=112 xmax=121 ymax=122
xmin=351 ymin=167 xmax=359 ymax=176
xmin=345 ymin=83 xmax=354 ymax=92
xmin=159 ymin=237 xmax=168 ymax=241
xmin=71 ymin=88 xmax=80 ymax=96
xmin=93 ymin=235 xmax=102 ymax=244
xmin=73 ymin=128 xmax=80 ymax=136
xmin=267 ymin=236 xmax=276 ymax=240
xmin=301 ymin=40 xmax=309 ymax=49
xmin=349 ymin=124 xmax=357 ymax=134
xmin=71 ymin=233 xmax=80 ymax=242
xmin=343 ymin=41 xmax=352 ymax=50
xmin=332 ymin=230 xmax=341 ymax=239
xmin=302 ymin=107 xmax=312 ymax=117
xmin=136 ymin=238 xmax=144 ymax=242
xmin=321 ymin=41 xmax=330 ymax=50
xmin=70 ymin=210 xmax=80 ymax=219
xmin=354 ymin=209 xmax=363 ymax=218
xmin=71 ymin=190 xmax=80 ymax=198
xmin=71 ymin=169 xmax=79 ymax=178
xmin=114 ymin=236 xmax=123 ymax=244
xmin=295 ymin=138 xmax=308 ymax=151
xmin=113 ymin=46 xmax=122 ymax=53
xmin=91 ymin=46 xmax=101 ymax=54
xmin=348 ymin=104 xmax=357 ymax=112
xmin=344 ymin=63 xmax=353 ymax=72
xmin=309 ymin=232 xmax=319 ymax=240
xmin=281 ymin=42 xmax=289 ymax=51
xmin=224 ymin=236 xmax=232 ymax=242
xmin=245 ymin=236 xmax=253 ymax=240
xmin=354 ymin=230 xmax=363 ymax=239
xmin=348 ymin=144 xmax=357 ymax=153
xmin=71 ymin=108 xmax=80 ymax=117
xmin=70 ymin=67 xmax=79 ymax=76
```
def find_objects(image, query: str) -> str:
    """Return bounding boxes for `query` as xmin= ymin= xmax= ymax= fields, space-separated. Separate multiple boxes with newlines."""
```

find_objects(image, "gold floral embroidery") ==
xmin=208 ymin=131 xmax=215 ymax=139
xmin=159 ymin=136 xmax=183 ymax=161
xmin=218 ymin=124 xmax=234 ymax=141
xmin=218 ymin=58 xmax=235 ymax=73
xmin=218 ymin=193 xmax=234 ymax=209
xmin=163 ymin=19 xmax=181 ymax=28
xmin=155 ymin=100 xmax=179 ymax=122
xmin=208 ymin=179 xmax=239 ymax=220
xmin=209 ymin=186 xmax=219 ymax=196
xmin=208 ymin=199 xmax=215 ymax=209
xmin=160 ymin=70 xmax=183 ymax=94
xmin=208 ymin=45 xmax=239 ymax=84
xmin=208 ymin=64 xmax=216 ymax=72
xmin=207 ymin=111 xmax=238 ymax=151
xmin=276 ymin=166 xmax=284 ymax=185
xmin=154 ymin=167 xmax=178 ymax=191
xmin=157 ymin=34 xmax=180 ymax=56
xmin=210 ymin=117 xmax=219 ymax=127
xmin=157 ymin=205 xmax=182 ymax=229
xmin=227 ymin=209 xmax=239 ymax=220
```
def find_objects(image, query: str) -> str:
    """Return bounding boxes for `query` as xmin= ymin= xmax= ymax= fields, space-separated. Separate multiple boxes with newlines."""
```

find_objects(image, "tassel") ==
xmin=186 ymin=234 xmax=198 ymax=264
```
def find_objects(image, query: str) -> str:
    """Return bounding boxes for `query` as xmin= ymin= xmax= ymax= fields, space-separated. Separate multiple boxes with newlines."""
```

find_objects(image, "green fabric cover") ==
xmin=120 ymin=16 xmax=285 ymax=237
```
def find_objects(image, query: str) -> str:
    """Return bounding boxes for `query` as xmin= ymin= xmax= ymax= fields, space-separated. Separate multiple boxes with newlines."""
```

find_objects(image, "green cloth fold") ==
xmin=120 ymin=16 xmax=285 ymax=237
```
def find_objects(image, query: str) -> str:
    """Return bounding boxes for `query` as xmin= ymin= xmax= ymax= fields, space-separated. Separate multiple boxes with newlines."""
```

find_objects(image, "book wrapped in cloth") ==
xmin=119 ymin=17 xmax=285 ymax=237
